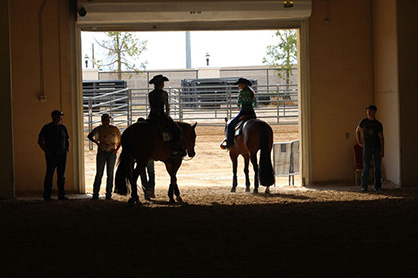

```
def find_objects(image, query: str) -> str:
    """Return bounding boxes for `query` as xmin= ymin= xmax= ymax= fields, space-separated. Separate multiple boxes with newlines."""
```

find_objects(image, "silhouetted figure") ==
xmin=38 ymin=110 xmax=70 ymax=201
xmin=148 ymin=74 xmax=185 ymax=157
xmin=356 ymin=105 xmax=385 ymax=192
xmin=88 ymin=114 xmax=121 ymax=200
xmin=221 ymin=78 xmax=257 ymax=149
xmin=137 ymin=117 xmax=155 ymax=197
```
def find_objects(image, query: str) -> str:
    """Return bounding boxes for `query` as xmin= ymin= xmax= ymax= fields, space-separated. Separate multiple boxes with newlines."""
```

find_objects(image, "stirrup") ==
xmin=172 ymin=149 xmax=187 ymax=157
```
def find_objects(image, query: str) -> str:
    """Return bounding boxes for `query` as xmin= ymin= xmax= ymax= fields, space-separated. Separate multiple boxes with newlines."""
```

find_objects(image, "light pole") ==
xmin=205 ymin=52 xmax=210 ymax=66
xmin=84 ymin=54 xmax=89 ymax=68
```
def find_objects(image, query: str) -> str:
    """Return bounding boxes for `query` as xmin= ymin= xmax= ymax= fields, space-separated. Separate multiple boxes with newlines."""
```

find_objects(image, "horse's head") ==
xmin=179 ymin=122 xmax=197 ymax=158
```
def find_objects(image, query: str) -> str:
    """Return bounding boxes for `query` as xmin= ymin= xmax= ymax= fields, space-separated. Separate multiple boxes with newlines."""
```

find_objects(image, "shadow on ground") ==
xmin=2 ymin=186 xmax=418 ymax=277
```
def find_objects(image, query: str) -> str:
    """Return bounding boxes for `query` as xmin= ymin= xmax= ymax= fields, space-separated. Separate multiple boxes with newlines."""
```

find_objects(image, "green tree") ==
xmin=263 ymin=29 xmax=297 ymax=85
xmin=95 ymin=32 xmax=148 ymax=80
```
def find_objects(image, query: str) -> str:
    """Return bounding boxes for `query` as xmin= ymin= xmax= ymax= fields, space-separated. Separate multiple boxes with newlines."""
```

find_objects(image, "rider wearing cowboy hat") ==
xmin=221 ymin=77 xmax=257 ymax=149
xmin=148 ymin=74 xmax=186 ymax=157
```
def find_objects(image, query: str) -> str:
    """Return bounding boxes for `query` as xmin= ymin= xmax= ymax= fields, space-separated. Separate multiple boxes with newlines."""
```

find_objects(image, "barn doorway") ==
xmin=74 ymin=0 xmax=311 ymax=195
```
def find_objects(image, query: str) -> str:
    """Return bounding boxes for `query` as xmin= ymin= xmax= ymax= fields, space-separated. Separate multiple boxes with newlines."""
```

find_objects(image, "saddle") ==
xmin=234 ymin=114 xmax=257 ymax=136
xmin=141 ymin=118 xmax=172 ymax=142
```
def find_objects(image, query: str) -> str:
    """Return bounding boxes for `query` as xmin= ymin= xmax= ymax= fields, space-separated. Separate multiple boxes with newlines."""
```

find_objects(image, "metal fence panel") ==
xmin=273 ymin=140 xmax=300 ymax=184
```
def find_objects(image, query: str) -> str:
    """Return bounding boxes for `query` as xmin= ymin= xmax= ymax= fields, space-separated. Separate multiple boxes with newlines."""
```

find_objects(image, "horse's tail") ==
xmin=114 ymin=147 xmax=131 ymax=196
xmin=258 ymin=122 xmax=275 ymax=186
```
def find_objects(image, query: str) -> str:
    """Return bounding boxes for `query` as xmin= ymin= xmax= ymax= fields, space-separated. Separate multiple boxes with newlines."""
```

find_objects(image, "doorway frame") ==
xmin=73 ymin=22 xmax=311 ymax=193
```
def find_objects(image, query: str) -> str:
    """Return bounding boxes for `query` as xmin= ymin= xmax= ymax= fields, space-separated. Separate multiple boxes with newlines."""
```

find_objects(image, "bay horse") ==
xmin=115 ymin=120 xmax=197 ymax=204
xmin=224 ymin=117 xmax=275 ymax=193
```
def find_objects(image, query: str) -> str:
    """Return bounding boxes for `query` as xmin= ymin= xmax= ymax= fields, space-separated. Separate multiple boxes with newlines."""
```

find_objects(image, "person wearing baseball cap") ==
xmin=220 ymin=77 xmax=257 ymax=149
xmin=148 ymin=74 xmax=186 ymax=157
xmin=38 ymin=110 xmax=70 ymax=201
xmin=356 ymin=104 xmax=384 ymax=192
xmin=88 ymin=113 xmax=121 ymax=200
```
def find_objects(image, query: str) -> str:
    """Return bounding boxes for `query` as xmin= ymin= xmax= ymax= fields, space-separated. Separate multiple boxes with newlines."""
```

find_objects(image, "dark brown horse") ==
xmin=225 ymin=117 xmax=275 ymax=193
xmin=115 ymin=121 xmax=197 ymax=204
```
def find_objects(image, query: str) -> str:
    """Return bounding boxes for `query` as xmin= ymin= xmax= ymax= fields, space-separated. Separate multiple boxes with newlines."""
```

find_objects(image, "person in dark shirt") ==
xmin=356 ymin=105 xmax=384 ymax=192
xmin=38 ymin=110 xmax=70 ymax=201
xmin=148 ymin=74 xmax=185 ymax=157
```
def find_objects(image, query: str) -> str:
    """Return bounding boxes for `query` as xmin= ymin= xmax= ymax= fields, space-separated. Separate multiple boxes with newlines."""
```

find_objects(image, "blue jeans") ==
xmin=140 ymin=160 xmax=155 ymax=191
xmin=43 ymin=153 xmax=67 ymax=199
xmin=92 ymin=151 xmax=117 ymax=197
xmin=226 ymin=109 xmax=254 ymax=145
xmin=361 ymin=144 xmax=382 ymax=189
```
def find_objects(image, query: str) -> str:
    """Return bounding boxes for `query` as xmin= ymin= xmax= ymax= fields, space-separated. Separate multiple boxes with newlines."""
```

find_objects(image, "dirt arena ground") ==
xmin=84 ymin=124 xmax=301 ymax=193
xmin=2 ymin=124 xmax=418 ymax=276
xmin=2 ymin=186 xmax=418 ymax=277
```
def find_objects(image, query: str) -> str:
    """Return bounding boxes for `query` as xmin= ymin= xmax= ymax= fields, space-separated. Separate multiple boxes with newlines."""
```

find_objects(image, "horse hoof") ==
xmin=128 ymin=197 xmax=142 ymax=205
xmin=147 ymin=190 xmax=155 ymax=198
xmin=265 ymin=187 xmax=271 ymax=194
xmin=176 ymin=196 xmax=183 ymax=203
xmin=230 ymin=187 xmax=236 ymax=193
xmin=144 ymin=195 xmax=151 ymax=201
xmin=253 ymin=189 xmax=258 ymax=194
xmin=169 ymin=199 xmax=175 ymax=204
xmin=245 ymin=188 xmax=251 ymax=193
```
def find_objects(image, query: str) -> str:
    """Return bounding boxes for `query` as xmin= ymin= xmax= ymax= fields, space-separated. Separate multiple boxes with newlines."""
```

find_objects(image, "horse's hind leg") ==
xmin=230 ymin=151 xmax=238 ymax=192
xmin=243 ymin=154 xmax=251 ymax=192
xmin=250 ymin=153 xmax=259 ymax=194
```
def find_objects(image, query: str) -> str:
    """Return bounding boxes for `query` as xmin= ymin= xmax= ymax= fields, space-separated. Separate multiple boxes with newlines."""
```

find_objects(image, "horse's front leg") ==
xmin=243 ymin=154 xmax=251 ymax=192
xmin=250 ymin=153 xmax=259 ymax=194
xmin=229 ymin=151 xmax=239 ymax=192
xmin=165 ymin=159 xmax=182 ymax=203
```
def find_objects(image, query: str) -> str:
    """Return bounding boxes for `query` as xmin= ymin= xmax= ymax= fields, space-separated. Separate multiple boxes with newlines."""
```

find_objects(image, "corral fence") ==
xmin=83 ymin=81 xmax=299 ymax=149
xmin=83 ymin=83 xmax=298 ymax=126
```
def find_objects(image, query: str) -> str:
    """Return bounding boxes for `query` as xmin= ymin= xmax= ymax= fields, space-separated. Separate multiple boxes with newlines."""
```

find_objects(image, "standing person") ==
xmin=141 ymin=159 xmax=155 ymax=197
xmin=148 ymin=74 xmax=185 ymax=156
xmin=88 ymin=114 xmax=121 ymax=200
xmin=38 ymin=110 xmax=70 ymax=201
xmin=220 ymin=78 xmax=257 ymax=149
xmin=356 ymin=105 xmax=384 ymax=192
xmin=137 ymin=117 xmax=155 ymax=197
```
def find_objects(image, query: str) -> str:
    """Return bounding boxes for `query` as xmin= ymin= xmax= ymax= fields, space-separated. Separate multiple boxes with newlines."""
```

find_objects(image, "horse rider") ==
xmin=148 ymin=74 xmax=186 ymax=157
xmin=220 ymin=77 xmax=257 ymax=149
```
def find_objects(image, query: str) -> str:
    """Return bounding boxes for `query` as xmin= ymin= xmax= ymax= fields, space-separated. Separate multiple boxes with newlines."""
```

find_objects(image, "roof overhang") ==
xmin=77 ymin=0 xmax=312 ymax=31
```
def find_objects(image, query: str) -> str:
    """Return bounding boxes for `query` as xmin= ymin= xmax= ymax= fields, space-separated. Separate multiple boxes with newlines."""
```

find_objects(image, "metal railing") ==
xmin=128 ymin=84 xmax=298 ymax=125
xmin=83 ymin=84 xmax=299 ymax=148
xmin=83 ymin=87 xmax=131 ymax=149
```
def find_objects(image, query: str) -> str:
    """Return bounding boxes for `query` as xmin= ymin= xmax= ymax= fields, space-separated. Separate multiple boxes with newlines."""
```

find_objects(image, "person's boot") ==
xmin=172 ymin=140 xmax=186 ymax=157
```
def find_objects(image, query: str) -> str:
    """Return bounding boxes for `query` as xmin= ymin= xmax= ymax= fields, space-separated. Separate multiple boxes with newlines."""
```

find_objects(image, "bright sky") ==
xmin=81 ymin=30 xmax=279 ymax=70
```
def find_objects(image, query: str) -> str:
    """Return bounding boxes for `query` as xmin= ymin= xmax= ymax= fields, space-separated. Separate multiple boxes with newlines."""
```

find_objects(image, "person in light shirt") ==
xmin=88 ymin=114 xmax=121 ymax=200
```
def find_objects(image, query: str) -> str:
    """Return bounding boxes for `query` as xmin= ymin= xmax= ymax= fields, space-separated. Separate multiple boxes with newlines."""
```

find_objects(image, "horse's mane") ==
xmin=174 ymin=121 xmax=192 ymax=128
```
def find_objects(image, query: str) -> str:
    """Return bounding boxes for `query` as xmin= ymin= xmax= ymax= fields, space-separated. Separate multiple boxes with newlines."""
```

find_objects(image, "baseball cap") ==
xmin=51 ymin=110 xmax=64 ymax=117
xmin=365 ymin=105 xmax=377 ymax=111
xmin=101 ymin=114 xmax=111 ymax=120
